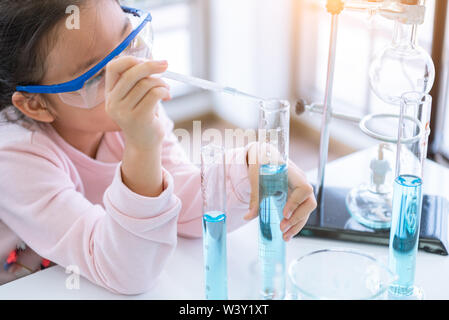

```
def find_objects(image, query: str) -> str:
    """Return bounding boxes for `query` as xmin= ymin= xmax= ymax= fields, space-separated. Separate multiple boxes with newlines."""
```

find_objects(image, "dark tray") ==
xmin=297 ymin=185 xmax=449 ymax=256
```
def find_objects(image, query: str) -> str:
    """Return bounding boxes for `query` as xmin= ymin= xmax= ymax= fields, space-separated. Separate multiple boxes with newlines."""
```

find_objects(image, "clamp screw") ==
xmin=326 ymin=0 xmax=344 ymax=14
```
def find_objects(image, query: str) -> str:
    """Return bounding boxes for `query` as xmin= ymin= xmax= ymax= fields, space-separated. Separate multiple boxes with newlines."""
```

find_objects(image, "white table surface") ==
xmin=1 ymin=148 xmax=448 ymax=300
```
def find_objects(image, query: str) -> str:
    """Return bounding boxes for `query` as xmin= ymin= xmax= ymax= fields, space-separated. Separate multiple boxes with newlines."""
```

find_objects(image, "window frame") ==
xmin=428 ymin=0 xmax=448 ymax=162
xmin=292 ymin=0 xmax=445 ymax=158
xmin=121 ymin=0 xmax=214 ymax=120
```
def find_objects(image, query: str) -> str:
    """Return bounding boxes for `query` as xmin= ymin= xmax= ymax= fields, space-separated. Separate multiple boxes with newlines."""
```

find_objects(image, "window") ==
xmin=121 ymin=0 xmax=212 ymax=121
xmin=295 ymin=0 xmax=436 ymax=149
xmin=437 ymin=2 xmax=449 ymax=161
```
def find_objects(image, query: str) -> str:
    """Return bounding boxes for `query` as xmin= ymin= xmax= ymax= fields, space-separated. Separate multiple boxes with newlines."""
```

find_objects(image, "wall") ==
xmin=209 ymin=0 xmax=294 ymax=129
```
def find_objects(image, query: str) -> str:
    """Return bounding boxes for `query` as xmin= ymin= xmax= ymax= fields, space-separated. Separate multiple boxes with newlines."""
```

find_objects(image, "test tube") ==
xmin=201 ymin=144 xmax=228 ymax=300
xmin=388 ymin=92 xmax=432 ymax=299
xmin=257 ymin=100 xmax=290 ymax=300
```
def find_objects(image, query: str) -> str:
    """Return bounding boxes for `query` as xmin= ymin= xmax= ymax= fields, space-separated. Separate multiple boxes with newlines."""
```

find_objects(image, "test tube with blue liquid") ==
xmin=201 ymin=144 xmax=228 ymax=300
xmin=388 ymin=92 xmax=432 ymax=299
xmin=258 ymin=100 xmax=290 ymax=300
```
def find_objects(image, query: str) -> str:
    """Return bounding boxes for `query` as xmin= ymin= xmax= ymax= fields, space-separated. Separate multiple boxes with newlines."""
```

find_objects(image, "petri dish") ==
xmin=288 ymin=248 xmax=397 ymax=300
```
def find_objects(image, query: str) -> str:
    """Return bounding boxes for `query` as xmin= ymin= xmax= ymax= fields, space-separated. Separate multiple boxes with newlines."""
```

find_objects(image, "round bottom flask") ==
xmin=346 ymin=185 xmax=392 ymax=230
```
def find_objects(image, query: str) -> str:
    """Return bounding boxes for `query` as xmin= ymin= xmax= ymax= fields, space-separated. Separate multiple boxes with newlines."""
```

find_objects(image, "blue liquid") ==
xmin=389 ymin=175 xmax=423 ymax=296
xmin=258 ymin=164 xmax=288 ymax=299
xmin=202 ymin=211 xmax=227 ymax=300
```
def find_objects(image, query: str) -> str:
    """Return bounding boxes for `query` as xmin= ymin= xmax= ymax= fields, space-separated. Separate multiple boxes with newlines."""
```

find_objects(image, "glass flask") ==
xmin=288 ymin=248 xmax=397 ymax=300
xmin=346 ymin=143 xmax=395 ymax=229
xmin=257 ymin=100 xmax=290 ymax=300
xmin=388 ymin=92 xmax=432 ymax=300
xmin=201 ymin=143 xmax=228 ymax=300
xmin=369 ymin=17 xmax=435 ymax=105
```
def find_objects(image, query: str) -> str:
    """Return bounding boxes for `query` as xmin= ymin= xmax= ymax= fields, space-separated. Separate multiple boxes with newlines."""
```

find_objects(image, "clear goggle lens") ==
xmin=58 ymin=13 xmax=153 ymax=109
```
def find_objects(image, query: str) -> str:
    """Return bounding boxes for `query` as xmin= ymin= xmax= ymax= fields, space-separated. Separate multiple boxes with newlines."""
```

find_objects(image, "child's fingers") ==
xmin=283 ymin=162 xmax=314 ymax=219
xmin=111 ymin=60 xmax=168 ymax=101
xmin=282 ymin=196 xmax=316 ymax=241
xmin=116 ymin=60 xmax=168 ymax=101
xmin=283 ymin=184 xmax=314 ymax=219
xmin=243 ymin=161 xmax=260 ymax=221
xmin=287 ymin=160 xmax=308 ymax=189
xmin=244 ymin=144 xmax=260 ymax=221
xmin=133 ymin=87 xmax=171 ymax=118
xmin=121 ymin=77 xmax=170 ymax=109
xmin=283 ymin=221 xmax=304 ymax=242
xmin=105 ymin=56 xmax=142 ymax=92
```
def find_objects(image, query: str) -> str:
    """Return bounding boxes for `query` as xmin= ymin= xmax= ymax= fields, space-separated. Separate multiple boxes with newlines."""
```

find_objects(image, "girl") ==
xmin=0 ymin=0 xmax=316 ymax=294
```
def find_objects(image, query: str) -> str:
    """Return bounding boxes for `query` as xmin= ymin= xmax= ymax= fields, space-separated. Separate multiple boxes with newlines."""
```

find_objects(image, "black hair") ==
xmin=0 ymin=0 xmax=84 ymax=121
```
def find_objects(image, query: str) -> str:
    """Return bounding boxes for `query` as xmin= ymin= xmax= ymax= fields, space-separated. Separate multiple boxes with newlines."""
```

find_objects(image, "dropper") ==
xmin=162 ymin=71 xmax=265 ymax=101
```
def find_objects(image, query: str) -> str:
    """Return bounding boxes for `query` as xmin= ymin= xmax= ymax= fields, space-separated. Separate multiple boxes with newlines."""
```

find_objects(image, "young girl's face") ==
xmin=40 ymin=0 xmax=132 ymax=133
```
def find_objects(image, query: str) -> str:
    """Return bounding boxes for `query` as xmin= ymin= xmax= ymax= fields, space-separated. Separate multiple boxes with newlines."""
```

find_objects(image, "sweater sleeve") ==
xmin=0 ymin=134 xmax=181 ymax=295
xmin=158 ymin=106 xmax=253 ymax=238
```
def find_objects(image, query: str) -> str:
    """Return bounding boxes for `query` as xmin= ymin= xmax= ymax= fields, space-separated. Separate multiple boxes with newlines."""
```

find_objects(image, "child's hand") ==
xmin=105 ymin=56 xmax=170 ymax=197
xmin=105 ymin=56 xmax=171 ymax=150
xmin=244 ymin=143 xmax=317 ymax=241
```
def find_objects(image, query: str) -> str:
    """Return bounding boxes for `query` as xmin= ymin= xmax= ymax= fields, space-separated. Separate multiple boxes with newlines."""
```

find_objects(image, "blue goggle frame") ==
xmin=16 ymin=6 xmax=152 ymax=94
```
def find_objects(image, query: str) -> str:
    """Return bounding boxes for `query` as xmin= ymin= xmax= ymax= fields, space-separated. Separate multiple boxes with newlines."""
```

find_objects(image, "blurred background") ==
xmin=122 ymin=0 xmax=449 ymax=172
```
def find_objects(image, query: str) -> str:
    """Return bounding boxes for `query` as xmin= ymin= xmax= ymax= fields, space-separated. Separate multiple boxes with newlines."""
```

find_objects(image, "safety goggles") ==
xmin=16 ymin=6 xmax=153 ymax=109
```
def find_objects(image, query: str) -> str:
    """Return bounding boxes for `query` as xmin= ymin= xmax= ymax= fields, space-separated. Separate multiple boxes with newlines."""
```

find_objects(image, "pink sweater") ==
xmin=0 ymin=105 xmax=251 ymax=294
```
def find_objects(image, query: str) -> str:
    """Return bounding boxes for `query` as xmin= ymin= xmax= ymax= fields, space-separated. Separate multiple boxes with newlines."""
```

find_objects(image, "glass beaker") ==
xmin=388 ymin=92 xmax=432 ymax=300
xmin=288 ymin=248 xmax=397 ymax=300
xmin=257 ymin=100 xmax=290 ymax=300
xmin=201 ymin=143 xmax=228 ymax=300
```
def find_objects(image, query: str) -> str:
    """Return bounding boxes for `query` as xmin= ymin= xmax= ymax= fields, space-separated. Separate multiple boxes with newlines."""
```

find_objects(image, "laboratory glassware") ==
xmin=345 ymin=110 xmax=423 ymax=230
xmin=288 ymin=248 xmax=397 ymax=300
xmin=297 ymin=99 xmax=430 ymax=230
xmin=346 ymin=143 xmax=395 ymax=229
xmin=369 ymin=0 xmax=435 ymax=105
xmin=257 ymin=100 xmax=290 ymax=300
xmin=201 ymin=143 xmax=228 ymax=300
xmin=295 ymin=98 xmax=448 ymax=255
xmin=162 ymin=71 xmax=264 ymax=101
xmin=388 ymin=92 xmax=431 ymax=300
xmin=311 ymin=0 xmax=434 ymax=233
xmin=246 ymin=258 xmax=297 ymax=300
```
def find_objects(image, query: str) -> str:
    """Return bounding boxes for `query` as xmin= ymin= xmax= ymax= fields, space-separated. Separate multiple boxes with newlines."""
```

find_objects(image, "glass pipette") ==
xmin=162 ymin=71 xmax=265 ymax=101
